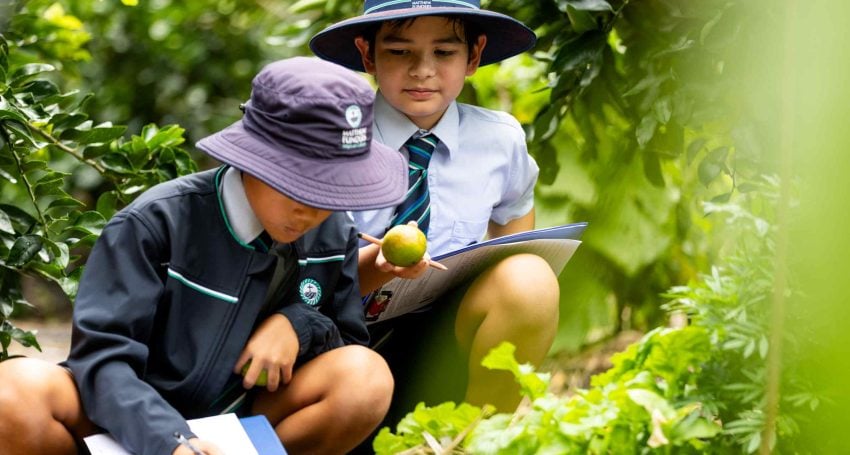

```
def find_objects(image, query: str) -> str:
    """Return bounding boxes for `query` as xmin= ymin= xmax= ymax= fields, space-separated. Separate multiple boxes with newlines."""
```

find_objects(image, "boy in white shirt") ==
xmin=311 ymin=0 xmax=560 ymax=418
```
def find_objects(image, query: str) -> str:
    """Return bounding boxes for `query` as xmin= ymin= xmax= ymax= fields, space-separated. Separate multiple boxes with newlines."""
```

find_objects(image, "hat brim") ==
xmin=310 ymin=8 xmax=537 ymax=72
xmin=196 ymin=120 xmax=407 ymax=211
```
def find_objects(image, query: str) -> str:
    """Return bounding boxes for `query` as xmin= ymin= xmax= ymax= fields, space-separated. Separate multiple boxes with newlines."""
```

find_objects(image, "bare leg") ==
xmin=455 ymin=254 xmax=560 ymax=412
xmin=0 ymin=357 xmax=97 ymax=455
xmin=251 ymin=345 xmax=393 ymax=454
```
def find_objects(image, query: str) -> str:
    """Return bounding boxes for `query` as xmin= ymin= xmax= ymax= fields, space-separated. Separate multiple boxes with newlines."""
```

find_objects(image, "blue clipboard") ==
xmin=239 ymin=415 xmax=287 ymax=454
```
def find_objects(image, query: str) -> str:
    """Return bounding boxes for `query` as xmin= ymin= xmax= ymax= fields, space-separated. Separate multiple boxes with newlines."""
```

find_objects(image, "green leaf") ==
xmin=643 ymin=153 xmax=665 ymax=187
xmin=698 ymin=146 xmax=729 ymax=186
xmin=563 ymin=0 xmax=613 ymax=11
xmin=47 ymin=196 xmax=85 ymax=213
xmin=51 ymin=112 xmax=89 ymax=131
xmin=101 ymin=153 xmax=135 ymax=174
xmin=60 ymin=125 xmax=127 ymax=144
xmin=0 ymin=209 xmax=14 ymax=234
xmin=16 ymin=79 xmax=60 ymax=98
xmin=21 ymin=160 xmax=48 ymax=173
xmin=481 ymin=342 xmax=549 ymax=400
xmin=289 ymin=0 xmax=326 ymax=13
xmin=0 ymin=204 xmax=36 ymax=232
xmin=7 ymin=235 xmax=43 ymax=268
xmin=0 ymin=109 xmax=29 ymax=124
xmin=10 ymin=64 xmax=56 ymax=87
xmin=95 ymin=191 xmax=119 ymax=219
xmin=33 ymin=177 xmax=67 ymax=198
xmin=10 ymin=326 xmax=41 ymax=351
xmin=566 ymin=5 xmax=599 ymax=33
xmin=671 ymin=413 xmax=721 ymax=441
xmin=71 ymin=211 xmax=107 ymax=235
xmin=687 ymin=138 xmax=707 ymax=163
xmin=636 ymin=116 xmax=657 ymax=148
xmin=653 ymin=98 xmax=672 ymax=124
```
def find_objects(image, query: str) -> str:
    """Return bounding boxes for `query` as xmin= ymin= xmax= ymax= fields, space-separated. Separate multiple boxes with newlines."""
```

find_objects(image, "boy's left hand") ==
xmin=234 ymin=313 xmax=299 ymax=392
xmin=375 ymin=248 xmax=431 ymax=279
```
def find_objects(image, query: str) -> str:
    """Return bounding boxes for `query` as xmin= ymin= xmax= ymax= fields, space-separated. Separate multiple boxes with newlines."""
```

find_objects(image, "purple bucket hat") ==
xmin=196 ymin=57 xmax=407 ymax=211
xmin=310 ymin=0 xmax=537 ymax=72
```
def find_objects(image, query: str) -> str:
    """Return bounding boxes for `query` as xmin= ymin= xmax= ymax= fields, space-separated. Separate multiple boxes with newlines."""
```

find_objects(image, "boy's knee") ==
xmin=0 ymin=358 xmax=51 ymax=402
xmin=0 ymin=358 xmax=58 ymax=429
xmin=334 ymin=345 xmax=394 ymax=400
xmin=481 ymin=254 xmax=560 ymax=314
xmin=326 ymin=346 xmax=393 ymax=423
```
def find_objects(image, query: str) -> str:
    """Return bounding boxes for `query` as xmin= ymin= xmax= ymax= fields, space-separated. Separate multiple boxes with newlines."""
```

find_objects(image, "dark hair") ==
xmin=360 ymin=16 xmax=483 ymax=62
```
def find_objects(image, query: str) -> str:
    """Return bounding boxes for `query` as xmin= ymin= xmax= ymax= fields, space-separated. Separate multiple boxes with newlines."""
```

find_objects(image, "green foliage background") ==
xmin=2 ymin=0 xmax=849 ymax=451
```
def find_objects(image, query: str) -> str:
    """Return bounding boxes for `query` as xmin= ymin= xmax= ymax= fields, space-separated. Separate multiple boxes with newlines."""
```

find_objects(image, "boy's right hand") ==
xmin=234 ymin=313 xmax=299 ymax=392
xmin=172 ymin=438 xmax=224 ymax=455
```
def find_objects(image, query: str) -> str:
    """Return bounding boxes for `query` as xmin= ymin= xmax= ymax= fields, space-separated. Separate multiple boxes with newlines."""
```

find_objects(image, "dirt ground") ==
xmin=6 ymin=319 xmax=73 ymax=364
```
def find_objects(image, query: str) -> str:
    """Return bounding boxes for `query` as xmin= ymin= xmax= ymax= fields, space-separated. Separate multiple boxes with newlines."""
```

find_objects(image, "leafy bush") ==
xmin=0 ymin=4 xmax=196 ymax=360
xmin=374 ymin=181 xmax=814 ymax=454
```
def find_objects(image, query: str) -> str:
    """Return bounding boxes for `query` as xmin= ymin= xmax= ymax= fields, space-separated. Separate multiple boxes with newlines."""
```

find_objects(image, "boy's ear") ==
xmin=354 ymin=37 xmax=377 ymax=75
xmin=466 ymin=34 xmax=488 ymax=76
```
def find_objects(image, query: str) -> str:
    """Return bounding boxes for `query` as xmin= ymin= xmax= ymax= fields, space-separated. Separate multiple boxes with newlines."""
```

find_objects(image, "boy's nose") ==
xmin=409 ymin=54 xmax=436 ymax=79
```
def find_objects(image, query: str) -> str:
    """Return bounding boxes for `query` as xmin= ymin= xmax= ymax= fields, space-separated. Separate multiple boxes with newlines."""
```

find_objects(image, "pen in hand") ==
xmin=357 ymin=232 xmax=448 ymax=271
xmin=174 ymin=432 xmax=204 ymax=455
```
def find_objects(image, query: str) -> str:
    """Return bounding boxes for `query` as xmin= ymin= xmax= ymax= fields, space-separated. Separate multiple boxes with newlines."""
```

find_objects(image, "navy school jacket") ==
xmin=65 ymin=166 xmax=367 ymax=455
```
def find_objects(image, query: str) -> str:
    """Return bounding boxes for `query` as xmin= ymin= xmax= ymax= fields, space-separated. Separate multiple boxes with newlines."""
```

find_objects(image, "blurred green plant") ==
xmin=0 ymin=3 xmax=196 ymax=359
xmin=459 ymin=0 xmax=781 ymax=352
xmin=374 ymin=179 xmax=814 ymax=454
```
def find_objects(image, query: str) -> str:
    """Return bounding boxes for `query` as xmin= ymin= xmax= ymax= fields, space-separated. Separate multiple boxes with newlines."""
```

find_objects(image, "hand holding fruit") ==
xmin=240 ymin=360 xmax=268 ymax=387
xmin=359 ymin=222 xmax=446 ymax=278
xmin=234 ymin=313 xmax=299 ymax=391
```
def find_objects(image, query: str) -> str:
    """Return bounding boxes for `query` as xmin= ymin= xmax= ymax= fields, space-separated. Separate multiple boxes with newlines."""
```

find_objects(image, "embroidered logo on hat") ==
xmin=299 ymin=278 xmax=322 ymax=306
xmin=345 ymin=105 xmax=363 ymax=128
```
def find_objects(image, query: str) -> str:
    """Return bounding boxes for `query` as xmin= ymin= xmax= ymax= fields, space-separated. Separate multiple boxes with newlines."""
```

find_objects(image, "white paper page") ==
xmin=83 ymin=433 xmax=132 ymax=455
xmin=189 ymin=413 xmax=259 ymax=455
xmin=84 ymin=413 xmax=258 ymax=455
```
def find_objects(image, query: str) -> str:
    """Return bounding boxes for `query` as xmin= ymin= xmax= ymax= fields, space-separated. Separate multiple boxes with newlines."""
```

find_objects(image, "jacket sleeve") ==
xmin=65 ymin=212 xmax=193 ymax=455
xmin=277 ymin=221 xmax=368 ymax=362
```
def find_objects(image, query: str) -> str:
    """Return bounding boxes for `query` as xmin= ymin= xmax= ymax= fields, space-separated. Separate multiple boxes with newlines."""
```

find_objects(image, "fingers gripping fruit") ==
xmin=382 ymin=224 xmax=427 ymax=267
xmin=240 ymin=360 xmax=268 ymax=387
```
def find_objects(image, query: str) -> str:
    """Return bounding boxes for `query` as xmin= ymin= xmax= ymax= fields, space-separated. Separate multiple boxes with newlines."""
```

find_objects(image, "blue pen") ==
xmin=173 ymin=432 xmax=204 ymax=455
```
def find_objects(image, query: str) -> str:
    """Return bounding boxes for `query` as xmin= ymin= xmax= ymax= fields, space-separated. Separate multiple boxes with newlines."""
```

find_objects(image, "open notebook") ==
xmin=83 ymin=413 xmax=286 ymax=455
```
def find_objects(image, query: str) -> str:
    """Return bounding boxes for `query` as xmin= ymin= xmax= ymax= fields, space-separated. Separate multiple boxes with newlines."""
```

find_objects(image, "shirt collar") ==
xmin=220 ymin=166 xmax=264 ymax=245
xmin=373 ymin=91 xmax=459 ymax=157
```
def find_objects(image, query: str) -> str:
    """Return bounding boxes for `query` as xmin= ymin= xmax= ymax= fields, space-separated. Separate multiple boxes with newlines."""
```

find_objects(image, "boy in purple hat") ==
xmin=0 ymin=57 xmax=408 ymax=455
xmin=310 ymin=0 xmax=560 ymax=419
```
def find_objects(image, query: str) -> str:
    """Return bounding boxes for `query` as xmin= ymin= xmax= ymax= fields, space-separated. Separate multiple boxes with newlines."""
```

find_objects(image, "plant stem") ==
xmin=6 ymin=129 xmax=48 ymax=235
xmin=761 ymin=0 xmax=797 ymax=452
xmin=27 ymin=121 xmax=107 ymax=174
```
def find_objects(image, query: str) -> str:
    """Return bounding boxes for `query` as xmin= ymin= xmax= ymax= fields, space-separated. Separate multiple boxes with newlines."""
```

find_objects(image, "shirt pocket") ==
xmin=449 ymin=219 xmax=489 ymax=251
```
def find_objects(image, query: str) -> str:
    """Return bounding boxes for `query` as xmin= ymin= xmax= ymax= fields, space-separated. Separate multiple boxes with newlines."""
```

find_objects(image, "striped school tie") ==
xmin=389 ymin=132 xmax=438 ymax=234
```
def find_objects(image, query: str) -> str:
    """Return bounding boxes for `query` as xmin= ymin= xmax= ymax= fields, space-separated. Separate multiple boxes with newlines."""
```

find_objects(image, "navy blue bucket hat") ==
xmin=310 ymin=0 xmax=537 ymax=72
xmin=196 ymin=57 xmax=407 ymax=211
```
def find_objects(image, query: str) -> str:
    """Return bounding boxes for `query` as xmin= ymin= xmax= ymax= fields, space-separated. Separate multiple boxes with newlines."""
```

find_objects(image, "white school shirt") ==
xmin=352 ymin=92 xmax=539 ymax=256
xmin=220 ymin=166 xmax=264 ymax=244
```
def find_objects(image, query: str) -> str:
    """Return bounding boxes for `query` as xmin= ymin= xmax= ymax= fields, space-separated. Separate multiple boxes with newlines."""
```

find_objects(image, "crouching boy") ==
xmin=0 ymin=56 xmax=408 ymax=455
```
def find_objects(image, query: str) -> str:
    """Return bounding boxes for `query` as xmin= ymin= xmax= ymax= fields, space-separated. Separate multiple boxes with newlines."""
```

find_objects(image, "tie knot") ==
xmin=404 ymin=133 xmax=438 ymax=168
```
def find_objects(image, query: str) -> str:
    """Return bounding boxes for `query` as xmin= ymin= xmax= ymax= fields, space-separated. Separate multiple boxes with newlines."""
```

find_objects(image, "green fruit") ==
xmin=240 ymin=360 xmax=268 ymax=387
xmin=382 ymin=224 xmax=427 ymax=267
